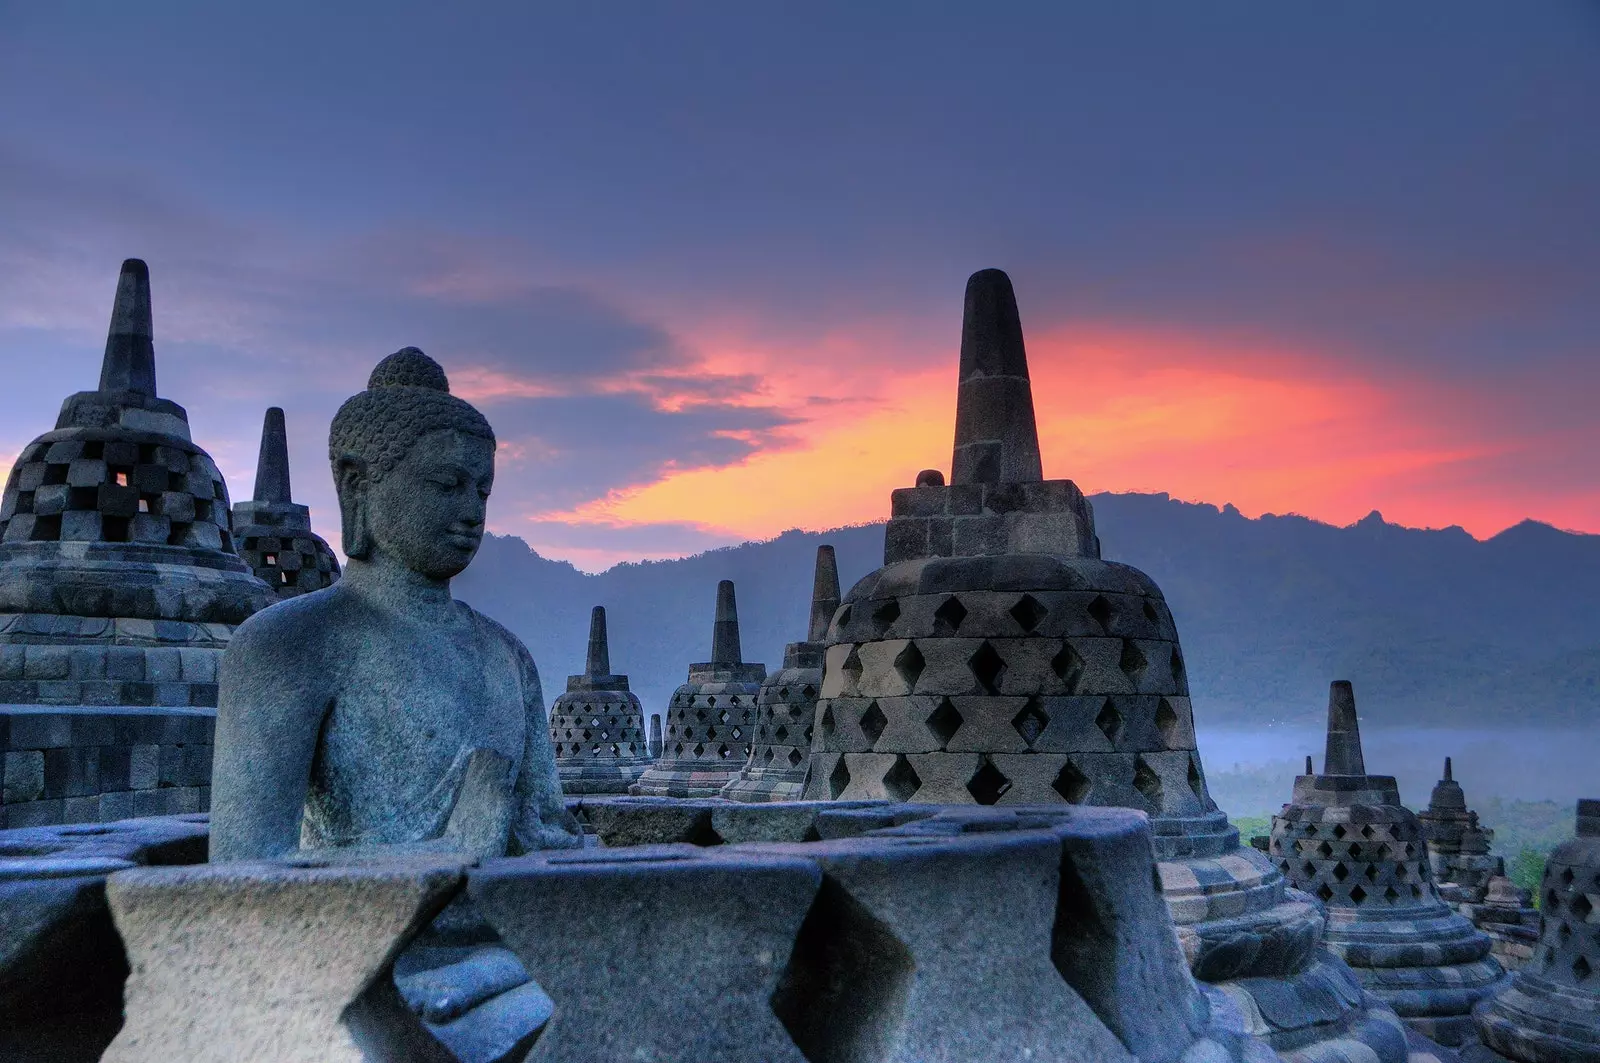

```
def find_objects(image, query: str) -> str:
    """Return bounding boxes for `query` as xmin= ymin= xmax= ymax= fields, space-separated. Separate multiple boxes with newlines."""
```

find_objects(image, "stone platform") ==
xmin=0 ymin=801 xmax=1308 ymax=1063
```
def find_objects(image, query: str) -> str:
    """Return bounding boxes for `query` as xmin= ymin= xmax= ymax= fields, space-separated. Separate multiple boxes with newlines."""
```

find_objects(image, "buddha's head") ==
xmin=329 ymin=348 xmax=496 ymax=580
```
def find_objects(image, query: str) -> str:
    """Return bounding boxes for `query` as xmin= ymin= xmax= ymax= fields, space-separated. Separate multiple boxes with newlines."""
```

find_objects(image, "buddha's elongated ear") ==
xmin=334 ymin=454 xmax=374 ymax=560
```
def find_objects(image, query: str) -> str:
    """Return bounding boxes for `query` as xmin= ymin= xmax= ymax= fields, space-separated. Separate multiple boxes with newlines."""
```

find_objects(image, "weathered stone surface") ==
xmin=210 ymin=349 xmax=581 ymax=863
xmin=103 ymin=851 xmax=468 ymax=1063
xmin=470 ymin=844 xmax=820 ymax=1063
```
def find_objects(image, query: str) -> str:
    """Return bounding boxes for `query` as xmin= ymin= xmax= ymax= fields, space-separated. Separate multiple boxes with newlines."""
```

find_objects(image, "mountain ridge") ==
xmin=453 ymin=492 xmax=1600 ymax=729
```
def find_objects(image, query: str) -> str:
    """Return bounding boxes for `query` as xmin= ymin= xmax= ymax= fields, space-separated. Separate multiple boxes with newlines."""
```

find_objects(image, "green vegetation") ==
xmin=1480 ymin=797 xmax=1574 ymax=902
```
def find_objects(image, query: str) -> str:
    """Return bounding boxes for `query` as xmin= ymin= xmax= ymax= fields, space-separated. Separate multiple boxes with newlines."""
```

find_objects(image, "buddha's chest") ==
xmin=324 ymin=626 xmax=527 ymax=769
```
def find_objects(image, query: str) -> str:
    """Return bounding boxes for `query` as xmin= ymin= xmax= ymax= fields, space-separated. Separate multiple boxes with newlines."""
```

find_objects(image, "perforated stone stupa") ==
xmin=799 ymin=268 xmax=1412 ymax=1063
xmin=722 ymin=545 xmax=839 ymax=802
xmin=1469 ymin=798 xmax=1600 ymax=1063
xmin=549 ymin=605 xmax=653 ymax=793
xmin=1270 ymin=681 xmax=1507 ymax=1046
xmin=0 ymin=259 xmax=274 ymax=710
xmin=230 ymin=407 xmax=340 ymax=599
xmin=631 ymin=579 xmax=765 ymax=797
xmin=1420 ymin=757 xmax=1540 ymax=971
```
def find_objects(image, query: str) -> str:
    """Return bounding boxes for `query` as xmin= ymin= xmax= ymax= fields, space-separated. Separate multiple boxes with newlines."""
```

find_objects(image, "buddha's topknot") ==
xmin=329 ymin=348 xmax=494 ymax=484
xmin=366 ymin=347 xmax=451 ymax=391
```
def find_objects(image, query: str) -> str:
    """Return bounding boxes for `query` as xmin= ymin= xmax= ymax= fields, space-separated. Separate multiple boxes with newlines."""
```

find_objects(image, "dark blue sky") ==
xmin=2 ymin=2 xmax=1596 ymax=568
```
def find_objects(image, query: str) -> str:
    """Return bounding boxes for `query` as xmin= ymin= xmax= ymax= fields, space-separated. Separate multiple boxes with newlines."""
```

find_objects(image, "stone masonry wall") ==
xmin=0 ymin=706 xmax=213 ymax=829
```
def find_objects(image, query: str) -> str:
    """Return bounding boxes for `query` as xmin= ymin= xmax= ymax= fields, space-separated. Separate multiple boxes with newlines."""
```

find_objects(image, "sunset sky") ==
xmin=1 ymin=3 xmax=1596 ymax=571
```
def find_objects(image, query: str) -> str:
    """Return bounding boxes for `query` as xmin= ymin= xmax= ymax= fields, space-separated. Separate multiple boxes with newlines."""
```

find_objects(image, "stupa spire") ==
xmin=711 ymin=580 xmax=742 ymax=664
xmin=950 ymin=268 xmax=1043 ymax=485
xmin=252 ymin=407 xmax=293 ymax=504
xmin=99 ymin=259 xmax=157 ymax=397
xmin=585 ymin=606 xmax=611 ymax=678
xmin=1322 ymin=680 xmax=1367 ymax=776
xmin=1444 ymin=756 xmax=1453 ymax=782
xmin=807 ymin=546 xmax=841 ymax=643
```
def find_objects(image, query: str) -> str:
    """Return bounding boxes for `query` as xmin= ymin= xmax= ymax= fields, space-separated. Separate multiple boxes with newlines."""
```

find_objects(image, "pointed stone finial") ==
xmin=649 ymin=714 xmax=663 ymax=759
xmin=585 ymin=606 xmax=611 ymax=678
xmin=807 ymin=546 xmax=841 ymax=643
xmin=950 ymin=268 xmax=1043 ymax=486
xmin=1444 ymin=756 xmax=1453 ymax=782
xmin=99 ymin=259 xmax=157 ymax=396
xmin=252 ymin=407 xmax=293 ymax=504
xmin=1322 ymin=680 xmax=1367 ymax=776
xmin=711 ymin=580 xmax=742 ymax=664
xmin=1305 ymin=755 xmax=1314 ymax=775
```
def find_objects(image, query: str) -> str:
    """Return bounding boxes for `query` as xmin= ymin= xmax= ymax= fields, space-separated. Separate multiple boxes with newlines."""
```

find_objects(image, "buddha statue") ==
xmin=210 ymin=348 xmax=581 ymax=862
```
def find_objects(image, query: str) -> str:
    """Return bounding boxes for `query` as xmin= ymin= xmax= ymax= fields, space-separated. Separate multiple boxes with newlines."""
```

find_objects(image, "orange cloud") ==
xmin=533 ymin=319 xmax=1570 ymax=553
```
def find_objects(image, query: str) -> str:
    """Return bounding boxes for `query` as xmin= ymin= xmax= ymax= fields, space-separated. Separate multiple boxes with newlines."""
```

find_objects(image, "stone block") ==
xmin=43 ymin=745 xmax=99 ymax=798
xmin=66 ymin=458 xmax=107 ymax=487
xmin=22 ymin=645 xmax=71 ymax=682
xmin=183 ymin=522 xmax=223 ymax=551
xmin=99 ymin=790 xmax=135 ymax=821
xmin=31 ymin=483 xmax=70 ymax=515
xmin=106 ymin=646 xmax=146 ymax=682
xmin=68 ymin=647 xmax=107 ymax=680
xmin=471 ymin=845 xmax=820 ymax=1063
xmin=104 ymin=854 xmax=467 ymax=1063
xmin=60 ymin=510 xmax=102 ymax=541
xmin=3 ymin=750 xmax=45 ymax=803
xmin=98 ymin=746 xmax=131 ymax=792
xmin=154 ymin=492 xmax=194 ymax=522
xmin=132 ymin=789 xmax=168 ymax=817
xmin=129 ymin=744 xmax=160 ymax=790
xmin=178 ymin=648 xmax=217 ymax=684
xmin=5 ymin=798 xmax=63 ymax=828
xmin=36 ymin=681 xmax=83 ymax=705
xmin=63 ymin=795 xmax=101 ymax=823
xmin=7 ymin=712 xmax=72 ymax=749
xmin=98 ymin=483 xmax=139 ymax=518
xmin=0 ymin=644 xmax=23 ymax=680
xmin=754 ymin=829 xmax=1137 ymax=1063
xmin=78 ymin=681 xmax=124 ymax=706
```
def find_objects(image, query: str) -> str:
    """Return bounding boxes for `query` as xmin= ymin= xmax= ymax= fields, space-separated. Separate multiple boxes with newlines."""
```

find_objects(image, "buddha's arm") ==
xmin=508 ymin=640 xmax=583 ymax=852
xmin=209 ymin=613 xmax=330 ymax=862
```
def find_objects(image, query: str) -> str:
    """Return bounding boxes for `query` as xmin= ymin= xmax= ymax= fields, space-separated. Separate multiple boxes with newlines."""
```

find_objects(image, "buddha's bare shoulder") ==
xmin=222 ymin=584 xmax=366 ymax=675
xmin=458 ymin=602 xmax=539 ymax=670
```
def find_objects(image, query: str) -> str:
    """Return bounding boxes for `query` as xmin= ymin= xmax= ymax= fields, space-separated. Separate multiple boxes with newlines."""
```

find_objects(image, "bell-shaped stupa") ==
xmin=548 ymin=606 xmax=652 ymax=793
xmin=1471 ymin=799 xmax=1600 ymax=1063
xmin=0 ymin=259 xmax=274 ymax=709
xmin=231 ymin=408 xmax=340 ymax=599
xmin=722 ymin=545 xmax=839 ymax=802
xmin=801 ymin=269 xmax=1414 ymax=1062
xmin=1270 ymin=682 xmax=1507 ymax=1047
xmin=630 ymin=580 xmax=765 ymax=797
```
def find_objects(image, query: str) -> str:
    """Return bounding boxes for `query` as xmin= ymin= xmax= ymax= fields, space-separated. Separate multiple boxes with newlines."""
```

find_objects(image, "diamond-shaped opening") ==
xmin=820 ymin=705 xmax=836 ymax=739
xmin=966 ymin=758 xmax=1013 ymax=806
xmin=1053 ymin=760 xmax=1091 ymax=804
xmin=707 ymin=696 xmax=717 ymax=707
xmin=1332 ymin=824 xmax=1347 ymax=839
xmin=1051 ymin=642 xmax=1085 ymax=694
xmin=1317 ymin=884 xmax=1334 ymax=902
xmin=841 ymin=647 xmax=864 ymax=683
xmin=719 ymin=710 xmax=731 ymax=725
xmin=1086 ymin=595 xmax=1112 ymax=633
xmin=893 ymin=642 xmax=926 ymax=690
xmin=1349 ymin=842 xmax=1363 ymax=859
xmin=1187 ymin=756 xmax=1205 ymax=802
xmin=1575 ymin=956 xmax=1594 ymax=983
xmin=933 ymin=596 xmax=968 ymax=636
xmin=693 ymin=742 xmax=706 ymax=756
xmin=696 ymin=708 xmax=708 ymax=722
xmin=872 ymin=599 xmax=901 ymax=635
xmin=763 ymin=748 xmax=776 ymax=764
xmin=1010 ymin=594 xmax=1048 ymax=633
xmin=1143 ymin=601 xmax=1160 ymax=623
xmin=772 ymin=876 xmax=915 ymax=1063
xmin=802 ymin=685 xmax=817 ymax=700
xmin=778 ymin=687 xmax=790 ymax=700
xmin=1303 ymin=861 xmax=1317 ymax=877
xmin=1318 ymin=841 xmax=1334 ymax=858
xmin=1385 ymin=886 xmax=1400 ymax=902
xmin=1333 ymin=862 xmax=1350 ymax=882
xmin=1155 ymin=698 xmax=1179 ymax=746
xmin=1365 ymin=864 xmax=1378 ymax=881
xmin=1011 ymin=698 xmax=1049 ymax=747
xmin=1170 ymin=647 xmax=1185 ymax=685
xmin=731 ymin=727 xmax=743 ymax=740
xmin=1562 ymin=868 xmax=1576 ymax=885
xmin=1361 ymin=824 xmax=1375 ymax=839
xmin=882 ymin=755 xmax=921 ymax=802
xmin=1349 ymin=884 xmax=1368 ymax=905
xmin=590 ymin=717 xmax=602 ymax=728
xmin=1094 ymin=699 xmax=1123 ymax=743
xmin=925 ymin=698 xmax=963 ymax=747
xmin=1119 ymin=640 xmax=1148 ymax=686
xmin=788 ymin=748 xmax=804 ymax=767
xmin=1559 ymin=922 xmax=1573 ymax=943
xmin=1572 ymin=893 xmax=1593 ymax=920
xmin=859 ymin=701 xmax=887 ymax=746
xmin=705 ymin=727 xmax=719 ymax=742
xmin=717 ymin=744 xmax=732 ymax=759
xmin=1133 ymin=757 xmax=1162 ymax=810
xmin=969 ymin=641 xmax=1006 ymax=694
xmin=774 ymin=725 xmax=790 ymax=743
xmin=828 ymin=756 xmax=850 ymax=798
xmin=1546 ymin=889 xmax=1562 ymax=912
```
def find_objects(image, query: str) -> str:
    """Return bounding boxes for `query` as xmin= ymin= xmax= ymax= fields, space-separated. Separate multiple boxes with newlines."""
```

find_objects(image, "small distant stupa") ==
xmin=1270 ymin=681 xmax=1507 ymax=1047
xmin=0 ymin=259 xmax=274 ymax=710
xmin=630 ymin=580 xmax=765 ymax=798
xmin=721 ymin=545 xmax=839 ymax=802
xmin=548 ymin=606 xmax=652 ymax=793
xmin=231 ymin=408 xmax=340 ymax=599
